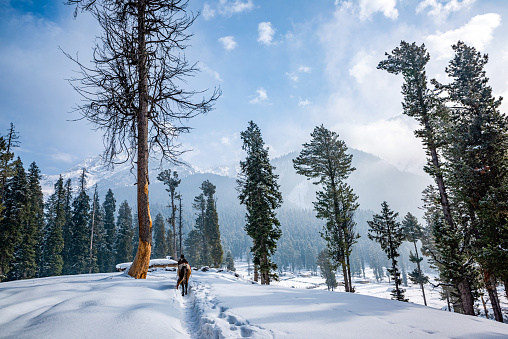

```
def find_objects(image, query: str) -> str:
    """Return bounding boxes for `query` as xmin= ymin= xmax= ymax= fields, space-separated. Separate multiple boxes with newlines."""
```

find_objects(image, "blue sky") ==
xmin=2 ymin=0 xmax=508 ymax=175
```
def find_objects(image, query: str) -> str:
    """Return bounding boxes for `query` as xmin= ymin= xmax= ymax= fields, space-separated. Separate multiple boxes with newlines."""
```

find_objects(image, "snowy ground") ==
xmin=1 ymin=266 xmax=508 ymax=338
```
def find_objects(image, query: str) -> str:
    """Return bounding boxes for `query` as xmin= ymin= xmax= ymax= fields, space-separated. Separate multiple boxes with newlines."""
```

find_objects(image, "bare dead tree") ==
xmin=64 ymin=0 xmax=220 ymax=278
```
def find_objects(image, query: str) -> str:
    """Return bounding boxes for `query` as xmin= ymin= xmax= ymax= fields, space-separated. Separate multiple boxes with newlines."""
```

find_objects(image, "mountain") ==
xmin=41 ymin=148 xmax=433 ymax=218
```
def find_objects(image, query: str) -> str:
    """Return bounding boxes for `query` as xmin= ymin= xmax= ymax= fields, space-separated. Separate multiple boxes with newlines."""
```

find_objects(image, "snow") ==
xmin=1 ymin=268 xmax=507 ymax=338
xmin=115 ymin=258 xmax=178 ymax=271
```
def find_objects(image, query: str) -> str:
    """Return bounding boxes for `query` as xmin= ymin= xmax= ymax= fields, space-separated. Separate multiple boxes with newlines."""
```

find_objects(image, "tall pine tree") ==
xmin=237 ymin=121 xmax=283 ymax=284
xmin=100 ymin=189 xmax=116 ymax=272
xmin=293 ymin=125 xmax=359 ymax=292
xmin=368 ymin=202 xmax=407 ymax=302
xmin=40 ymin=176 xmax=65 ymax=277
xmin=152 ymin=213 xmax=168 ymax=259
xmin=115 ymin=200 xmax=134 ymax=264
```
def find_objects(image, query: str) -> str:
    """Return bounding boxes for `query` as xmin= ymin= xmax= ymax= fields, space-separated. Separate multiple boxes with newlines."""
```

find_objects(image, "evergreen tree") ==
xmin=293 ymin=125 xmax=359 ymax=292
xmin=202 ymin=180 xmax=223 ymax=267
xmin=435 ymin=41 xmax=508 ymax=322
xmin=368 ymin=202 xmax=407 ymax=302
xmin=61 ymin=179 xmax=73 ymax=275
xmin=224 ymin=250 xmax=235 ymax=271
xmin=378 ymin=41 xmax=476 ymax=315
xmin=0 ymin=158 xmax=26 ymax=280
xmin=317 ymin=249 xmax=338 ymax=291
xmin=88 ymin=185 xmax=103 ymax=273
xmin=237 ymin=121 xmax=283 ymax=284
xmin=402 ymin=212 xmax=429 ymax=305
xmin=101 ymin=189 xmax=116 ymax=272
xmin=184 ymin=229 xmax=202 ymax=267
xmin=157 ymin=170 xmax=180 ymax=258
xmin=40 ymin=176 xmax=65 ymax=277
xmin=152 ymin=213 xmax=168 ymax=259
xmin=115 ymin=200 xmax=134 ymax=264
xmin=69 ymin=169 xmax=91 ymax=274
xmin=131 ymin=213 xmax=139 ymax=260
xmin=15 ymin=162 xmax=44 ymax=280
xmin=0 ymin=123 xmax=20 ymax=204
xmin=192 ymin=192 xmax=207 ymax=265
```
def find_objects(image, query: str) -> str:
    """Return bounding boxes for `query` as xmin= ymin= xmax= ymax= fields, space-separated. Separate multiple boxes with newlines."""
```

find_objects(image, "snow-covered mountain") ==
xmin=41 ymin=148 xmax=433 ymax=217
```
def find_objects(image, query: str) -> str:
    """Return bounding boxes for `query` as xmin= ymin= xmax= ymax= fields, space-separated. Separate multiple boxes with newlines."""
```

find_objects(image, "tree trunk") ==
xmin=504 ymin=276 xmax=508 ymax=301
xmin=128 ymin=0 xmax=152 ymax=279
xmin=484 ymin=270 xmax=504 ymax=322
xmin=340 ymin=257 xmax=350 ymax=292
xmin=345 ymin=254 xmax=353 ymax=292
xmin=413 ymin=240 xmax=427 ymax=306
xmin=457 ymin=279 xmax=475 ymax=316
xmin=254 ymin=264 xmax=259 ymax=282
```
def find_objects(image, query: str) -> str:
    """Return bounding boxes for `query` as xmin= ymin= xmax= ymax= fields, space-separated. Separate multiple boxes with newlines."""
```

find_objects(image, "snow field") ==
xmin=1 ymin=269 xmax=508 ymax=338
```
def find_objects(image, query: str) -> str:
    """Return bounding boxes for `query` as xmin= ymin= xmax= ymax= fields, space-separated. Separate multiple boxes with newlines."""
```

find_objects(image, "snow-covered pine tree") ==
xmin=40 ymin=176 xmax=65 ymax=277
xmin=378 ymin=41 xmax=476 ymax=315
xmin=402 ymin=212 xmax=429 ymax=305
xmin=293 ymin=125 xmax=359 ymax=292
xmin=100 ymin=189 xmax=116 ymax=272
xmin=0 ymin=158 xmax=26 ymax=281
xmin=157 ymin=170 xmax=181 ymax=259
xmin=368 ymin=202 xmax=407 ymax=302
xmin=115 ymin=200 xmax=134 ymax=264
xmin=152 ymin=213 xmax=167 ymax=259
xmin=238 ymin=121 xmax=283 ymax=285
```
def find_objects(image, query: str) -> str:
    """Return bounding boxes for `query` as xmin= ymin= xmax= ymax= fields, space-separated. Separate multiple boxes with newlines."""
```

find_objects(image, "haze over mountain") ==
xmin=41 ymin=147 xmax=432 ymax=219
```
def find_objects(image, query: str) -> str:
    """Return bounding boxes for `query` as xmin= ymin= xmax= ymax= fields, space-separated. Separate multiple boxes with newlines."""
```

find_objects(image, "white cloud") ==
xmin=426 ymin=13 xmax=501 ymax=60
xmin=349 ymin=51 xmax=375 ymax=84
xmin=335 ymin=0 xmax=399 ymax=20
xmin=203 ymin=1 xmax=254 ymax=20
xmin=416 ymin=0 xmax=476 ymax=21
xmin=199 ymin=62 xmax=223 ymax=82
xmin=258 ymin=22 xmax=276 ymax=45
xmin=218 ymin=36 xmax=237 ymax=50
xmin=51 ymin=152 xmax=77 ymax=163
xmin=249 ymin=88 xmax=268 ymax=104
xmin=203 ymin=3 xmax=216 ymax=20
xmin=354 ymin=0 xmax=399 ymax=21
xmin=298 ymin=65 xmax=312 ymax=73
xmin=286 ymin=72 xmax=299 ymax=82
xmin=343 ymin=115 xmax=426 ymax=174
xmin=298 ymin=98 xmax=311 ymax=107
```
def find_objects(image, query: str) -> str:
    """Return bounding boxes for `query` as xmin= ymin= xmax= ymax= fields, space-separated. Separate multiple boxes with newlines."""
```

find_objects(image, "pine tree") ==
xmin=152 ymin=213 xmax=168 ymax=259
xmin=69 ymin=169 xmax=91 ymax=274
xmin=224 ymin=251 xmax=235 ymax=271
xmin=0 ymin=123 xmax=20 ymax=204
xmin=88 ymin=185 xmax=103 ymax=273
xmin=368 ymin=202 xmax=407 ymax=302
xmin=61 ymin=179 xmax=73 ymax=275
xmin=202 ymin=180 xmax=223 ymax=267
xmin=40 ymin=176 xmax=65 ymax=277
xmin=157 ymin=170 xmax=180 ymax=258
xmin=238 ymin=121 xmax=283 ymax=284
xmin=402 ymin=212 xmax=429 ymax=305
xmin=101 ymin=189 xmax=116 ymax=272
xmin=317 ymin=249 xmax=338 ymax=291
xmin=192 ymin=192 xmax=207 ymax=265
xmin=185 ymin=229 xmax=202 ymax=267
xmin=15 ymin=162 xmax=44 ymax=280
xmin=293 ymin=125 xmax=359 ymax=292
xmin=378 ymin=41 xmax=476 ymax=315
xmin=115 ymin=200 xmax=134 ymax=264
xmin=0 ymin=158 xmax=26 ymax=281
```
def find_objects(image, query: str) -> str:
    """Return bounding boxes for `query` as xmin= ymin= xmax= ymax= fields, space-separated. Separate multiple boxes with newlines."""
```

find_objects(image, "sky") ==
xmin=2 ymin=0 xmax=508 ymax=176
